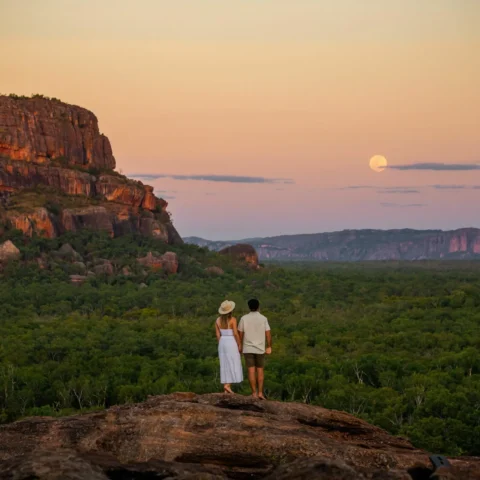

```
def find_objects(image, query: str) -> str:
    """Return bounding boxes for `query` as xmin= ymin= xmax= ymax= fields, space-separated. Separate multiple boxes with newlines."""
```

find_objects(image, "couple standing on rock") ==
xmin=215 ymin=298 xmax=272 ymax=399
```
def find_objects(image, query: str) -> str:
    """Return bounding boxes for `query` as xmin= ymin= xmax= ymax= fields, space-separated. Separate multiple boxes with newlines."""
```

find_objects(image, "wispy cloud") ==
xmin=377 ymin=189 xmax=420 ymax=194
xmin=344 ymin=184 xmax=480 ymax=192
xmin=130 ymin=173 xmax=294 ymax=185
xmin=389 ymin=163 xmax=480 ymax=171
xmin=380 ymin=202 xmax=427 ymax=208
xmin=430 ymin=184 xmax=466 ymax=190
xmin=343 ymin=185 xmax=419 ymax=193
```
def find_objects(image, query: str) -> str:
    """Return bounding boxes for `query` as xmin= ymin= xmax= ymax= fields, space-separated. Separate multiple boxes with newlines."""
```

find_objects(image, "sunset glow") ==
xmin=1 ymin=0 xmax=479 ymax=238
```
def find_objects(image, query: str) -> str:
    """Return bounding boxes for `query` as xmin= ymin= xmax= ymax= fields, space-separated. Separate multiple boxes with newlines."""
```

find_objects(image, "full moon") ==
xmin=369 ymin=155 xmax=387 ymax=173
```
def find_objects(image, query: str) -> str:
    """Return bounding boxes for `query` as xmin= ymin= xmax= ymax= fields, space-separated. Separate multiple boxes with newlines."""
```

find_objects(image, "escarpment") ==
xmin=0 ymin=95 xmax=181 ymax=243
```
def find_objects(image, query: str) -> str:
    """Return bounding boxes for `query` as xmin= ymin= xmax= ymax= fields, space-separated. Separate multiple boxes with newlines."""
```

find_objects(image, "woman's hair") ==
xmin=219 ymin=312 xmax=233 ymax=329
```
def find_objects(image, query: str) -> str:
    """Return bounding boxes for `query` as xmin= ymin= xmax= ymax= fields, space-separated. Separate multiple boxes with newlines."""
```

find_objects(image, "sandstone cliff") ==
xmin=0 ymin=95 xmax=181 ymax=243
xmin=0 ymin=393 xmax=478 ymax=479
xmin=186 ymin=228 xmax=480 ymax=261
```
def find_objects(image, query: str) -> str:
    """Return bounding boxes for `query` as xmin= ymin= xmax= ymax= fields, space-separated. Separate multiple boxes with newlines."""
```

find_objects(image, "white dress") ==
xmin=217 ymin=319 xmax=243 ymax=384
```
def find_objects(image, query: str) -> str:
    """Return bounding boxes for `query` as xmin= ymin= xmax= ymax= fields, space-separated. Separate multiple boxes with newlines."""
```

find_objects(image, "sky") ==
xmin=1 ymin=0 xmax=479 ymax=239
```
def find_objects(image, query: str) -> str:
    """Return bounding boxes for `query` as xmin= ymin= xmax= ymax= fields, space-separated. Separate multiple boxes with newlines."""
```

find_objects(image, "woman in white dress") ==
xmin=215 ymin=300 xmax=243 ymax=394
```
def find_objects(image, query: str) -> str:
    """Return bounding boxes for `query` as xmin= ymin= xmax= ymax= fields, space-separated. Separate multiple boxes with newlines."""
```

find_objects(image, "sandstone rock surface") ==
xmin=0 ymin=240 xmax=20 ymax=263
xmin=0 ymin=95 xmax=114 ymax=168
xmin=205 ymin=266 xmax=225 ymax=276
xmin=69 ymin=274 xmax=88 ymax=285
xmin=0 ymin=95 xmax=182 ymax=244
xmin=0 ymin=393 xmax=478 ymax=479
xmin=219 ymin=244 xmax=259 ymax=268
xmin=137 ymin=251 xmax=179 ymax=274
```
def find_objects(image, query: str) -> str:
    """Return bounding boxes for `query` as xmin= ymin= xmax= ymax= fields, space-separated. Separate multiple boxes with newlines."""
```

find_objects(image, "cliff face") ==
xmin=0 ymin=393 xmax=478 ymax=479
xmin=0 ymin=95 xmax=114 ymax=168
xmin=186 ymin=228 xmax=480 ymax=261
xmin=0 ymin=95 xmax=181 ymax=243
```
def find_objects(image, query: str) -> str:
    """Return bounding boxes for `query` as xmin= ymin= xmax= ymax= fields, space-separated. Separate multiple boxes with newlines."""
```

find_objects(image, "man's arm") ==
xmin=238 ymin=317 xmax=244 ymax=347
xmin=265 ymin=319 xmax=272 ymax=354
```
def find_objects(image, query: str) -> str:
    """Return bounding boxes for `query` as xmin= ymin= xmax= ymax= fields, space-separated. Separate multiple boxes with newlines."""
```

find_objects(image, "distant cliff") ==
xmin=186 ymin=228 xmax=480 ymax=261
xmin=0 ymin=95 xmax=181 ymax=243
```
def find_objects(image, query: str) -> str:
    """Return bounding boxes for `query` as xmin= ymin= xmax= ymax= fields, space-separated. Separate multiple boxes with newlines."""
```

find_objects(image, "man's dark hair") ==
xmin=248 ymin=298 xmax=260 ymax=311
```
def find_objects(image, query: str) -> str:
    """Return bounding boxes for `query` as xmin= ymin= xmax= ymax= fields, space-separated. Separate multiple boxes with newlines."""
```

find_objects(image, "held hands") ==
xmin=238 ymin=344 xmax=242 ymax=353
xmin=265 ymin=347 xmax=272 ymax=355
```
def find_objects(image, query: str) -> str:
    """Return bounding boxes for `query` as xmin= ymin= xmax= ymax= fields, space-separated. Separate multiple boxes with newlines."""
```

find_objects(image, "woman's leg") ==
xmin=223 ymin=383 xmax=233 ymax=393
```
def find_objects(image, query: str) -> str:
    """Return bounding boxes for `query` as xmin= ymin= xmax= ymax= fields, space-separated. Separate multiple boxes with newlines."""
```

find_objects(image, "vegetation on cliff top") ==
xmin=0 ymin=230 xmax=479 ymax=456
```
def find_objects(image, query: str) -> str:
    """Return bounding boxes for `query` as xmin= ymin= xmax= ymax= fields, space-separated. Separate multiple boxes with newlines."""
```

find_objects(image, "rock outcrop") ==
xmin=0 ymin=240 xmax=20 ymax=263
xmin=0 ymin=95 xmax=114 ymax=168
xmin=0 ymin=393 xmax=478 ymax=479
xmin=187 ymin=228 xmax=480 ymax=261
xmin=219 ymin=243 xmax=259 ymax=268
xmin=137 ymin=251 xmax=179 ymax=274
xmin=0 ymin=95 xmax=181 ymax=243
xmin=205 ymin=266 xmax=225 ymax=276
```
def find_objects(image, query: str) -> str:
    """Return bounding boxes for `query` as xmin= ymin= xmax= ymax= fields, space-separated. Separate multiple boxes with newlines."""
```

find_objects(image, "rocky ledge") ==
xmin=0 ymin=393 xmax=478 ymax=479
xmin=0 ymin=95 xmax=181 ymax=243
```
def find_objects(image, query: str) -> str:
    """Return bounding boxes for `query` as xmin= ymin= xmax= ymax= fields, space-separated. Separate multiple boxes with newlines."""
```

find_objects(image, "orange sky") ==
xmin=1 ymin=0 xmax=479 ymax=238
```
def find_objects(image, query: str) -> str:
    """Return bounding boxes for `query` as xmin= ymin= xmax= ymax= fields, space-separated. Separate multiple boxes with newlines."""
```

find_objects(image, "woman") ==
xmin=215 ymin=300 xmax=243 ymax=394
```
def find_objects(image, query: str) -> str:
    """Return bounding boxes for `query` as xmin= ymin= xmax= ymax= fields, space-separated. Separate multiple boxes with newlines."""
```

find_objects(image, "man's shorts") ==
xmin=244 ymin=353 xmax=265 ymax=369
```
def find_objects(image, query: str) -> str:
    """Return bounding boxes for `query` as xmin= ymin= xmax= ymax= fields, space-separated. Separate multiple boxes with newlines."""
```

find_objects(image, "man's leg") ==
xmin=248 ymin=368 xmax=257 ymax=396
xmin=244 ymin=354 xmax=258 ymax=397
xmin=257 ymin=368 xmax=265 ymax=399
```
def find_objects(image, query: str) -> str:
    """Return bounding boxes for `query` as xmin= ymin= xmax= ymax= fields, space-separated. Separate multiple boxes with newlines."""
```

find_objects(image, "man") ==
xmin=238 ymin=298 xmax=272 ymax=399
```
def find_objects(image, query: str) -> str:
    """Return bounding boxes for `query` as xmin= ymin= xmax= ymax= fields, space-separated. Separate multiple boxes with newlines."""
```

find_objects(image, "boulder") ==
xmin=137 ymin=251 xmax=178 ymax=274
xmin=56 ymin=243 xmax=82 ymax=262
xmin=0 ymin=393 xmax=478 ymax=479
xmin=219 ymin=243 xmax=259 ymax=269
xmin=0 ymin=240 xmax=20 ymax=263
xmin=92 ymin=262 xmax=114 ymax=276
xmin=121 ymin=266 xmax=133 ymax=276
xmin=69 ymin=274 xmax=87 ymax=285
xmin=161 ymin=251 xmax=179 ymax=274
xmin=205 ymin=266 xmax=224 ymax=276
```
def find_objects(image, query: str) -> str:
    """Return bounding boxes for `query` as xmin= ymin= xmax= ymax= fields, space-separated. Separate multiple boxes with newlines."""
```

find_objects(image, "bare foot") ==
xmin=224 ymin=387 xmax=234 ymax=394
xmin=258 ymin=393 xmax=266 ymax=400
xmin=251 ymin=392 xmax=258 ymax=398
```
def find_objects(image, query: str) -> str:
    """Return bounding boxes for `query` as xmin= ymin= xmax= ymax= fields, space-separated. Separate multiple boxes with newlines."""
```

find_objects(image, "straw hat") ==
xmin=218 ymin=300 xmax=235 ymax=315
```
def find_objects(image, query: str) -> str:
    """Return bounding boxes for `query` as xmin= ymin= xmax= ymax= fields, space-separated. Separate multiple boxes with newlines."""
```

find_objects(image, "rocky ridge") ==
xmin=186 ymin=228 xmax=480 ymax=261
xmin=0 ymin=393 xmax=478 ymax=479
xmin=0 ymin=95 xmax=181 ymax=243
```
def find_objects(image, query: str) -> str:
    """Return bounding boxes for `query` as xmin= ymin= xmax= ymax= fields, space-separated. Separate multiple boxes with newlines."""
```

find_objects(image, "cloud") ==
xmin=344 ymin=185 xmax=416 ymax=191
xmin=377 ymin=189 xmax=420 ymax=194
xmin=130 ymin=173 xmax=294 ymax=184
xmin=389 ymin=163 xmax=480 ymax=171
xmin=430 ymin=184 xmax=466 ymax=190
xmin=380 ymin=202 xmax=426 ymax=208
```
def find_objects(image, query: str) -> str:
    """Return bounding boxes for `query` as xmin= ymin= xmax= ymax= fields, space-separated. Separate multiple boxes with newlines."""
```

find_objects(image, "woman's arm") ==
xmin=231 ymin=318 xmax=242 ymax=352
xmin=215 ymin=320 xmax=221 ymax=343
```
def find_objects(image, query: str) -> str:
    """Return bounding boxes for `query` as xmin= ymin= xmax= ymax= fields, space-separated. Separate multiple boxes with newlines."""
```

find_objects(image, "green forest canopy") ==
xmin=0 ymin=230 xmax=479 ymax=456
